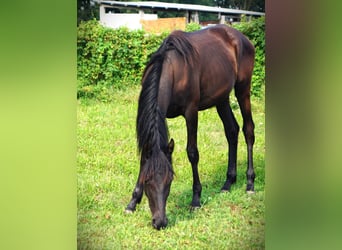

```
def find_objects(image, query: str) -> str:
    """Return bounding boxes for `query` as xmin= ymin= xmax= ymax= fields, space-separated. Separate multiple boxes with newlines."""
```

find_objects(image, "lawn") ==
xmin=77 ymin=86 xmax=265 ymax=249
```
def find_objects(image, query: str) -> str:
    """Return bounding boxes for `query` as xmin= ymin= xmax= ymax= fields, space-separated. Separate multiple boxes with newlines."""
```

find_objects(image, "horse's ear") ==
xmin=168 ymin=139 xmax=175 ymax=154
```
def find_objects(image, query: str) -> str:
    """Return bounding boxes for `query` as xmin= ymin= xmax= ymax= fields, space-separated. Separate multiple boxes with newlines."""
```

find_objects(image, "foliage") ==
xmin=233 ymin=16 xmax=265 ymax=97
xmin=215 ymin=0 xmax=265 ymax=12
xmin=77 ymin=20 xmax=167 ymax=99
xmin=185 ymin=22 xmax=202 ymax=32
xmin=77 ymin=86 xmax=265 ymax=249
xmin=77 ymin=0 xmax=99 ymax=25
xmin=77 ymin=17 xmax=265 ymax=100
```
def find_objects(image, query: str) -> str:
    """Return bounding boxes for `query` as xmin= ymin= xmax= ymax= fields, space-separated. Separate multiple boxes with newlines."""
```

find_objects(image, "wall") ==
xmin=99 ymin=6 xmax=186 ymax=33
xmin=141 ymin=17 xmax=186 ymax=33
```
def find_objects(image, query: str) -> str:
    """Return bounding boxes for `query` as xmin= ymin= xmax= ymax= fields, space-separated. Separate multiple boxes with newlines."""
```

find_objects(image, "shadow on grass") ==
xmin=120 ymin=153 xmax=265 ymax=230
xmin=165 ymin=154 xmax=265 ymax=228
xmin=165 ymin=162 xmax=240 ymax=228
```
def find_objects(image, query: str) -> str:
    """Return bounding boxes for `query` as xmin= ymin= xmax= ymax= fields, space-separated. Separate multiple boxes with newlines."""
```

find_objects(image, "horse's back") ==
xmin=188 ymin=24 xmax=254 ymax=72
xmin=164 ymin=25 xmax=255 ymax=114
xmin=185 ymin=25 xmax=254 ymax=109
xmin=206 ymin=25 xmax=255 ymax=82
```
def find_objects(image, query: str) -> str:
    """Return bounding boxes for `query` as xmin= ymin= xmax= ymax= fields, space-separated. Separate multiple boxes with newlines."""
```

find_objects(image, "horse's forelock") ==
xmin=140 ymin=150 xmax=174 ymax=184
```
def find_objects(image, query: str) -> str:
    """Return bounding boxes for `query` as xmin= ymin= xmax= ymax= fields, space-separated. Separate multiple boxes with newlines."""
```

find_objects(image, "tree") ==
xmin=214 ymin=0 xmax=264 ymax=12
xmin=77 ymin=0 xmax=99 ymax=24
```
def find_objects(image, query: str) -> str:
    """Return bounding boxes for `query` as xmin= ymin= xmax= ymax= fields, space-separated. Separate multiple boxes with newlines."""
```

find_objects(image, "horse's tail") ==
xmin=136 ymin=31 xmax=197 ymax=155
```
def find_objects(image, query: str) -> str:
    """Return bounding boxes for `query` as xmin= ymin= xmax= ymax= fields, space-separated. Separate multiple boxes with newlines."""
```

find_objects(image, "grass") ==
xmin=77 ymin=86 xmax=265 ymax=249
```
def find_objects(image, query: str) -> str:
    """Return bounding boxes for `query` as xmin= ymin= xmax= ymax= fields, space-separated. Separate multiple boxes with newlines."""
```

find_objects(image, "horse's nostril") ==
xmin=152 ymin=219 xmax=158 ymax=229
xmin=152 ymin=218 xmax=169 ymax=230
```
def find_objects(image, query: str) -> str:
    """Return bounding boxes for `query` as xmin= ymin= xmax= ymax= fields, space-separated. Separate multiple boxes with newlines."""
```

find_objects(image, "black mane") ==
xmin=136 ymin=31 xmax=196 ymax=179
xmin=137 ymin=31 xmax=196 ymax=153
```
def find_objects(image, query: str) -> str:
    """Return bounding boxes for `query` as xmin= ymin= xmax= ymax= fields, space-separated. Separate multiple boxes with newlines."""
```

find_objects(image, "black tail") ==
xmin=136 ymin=31 xmax=197 ymax=155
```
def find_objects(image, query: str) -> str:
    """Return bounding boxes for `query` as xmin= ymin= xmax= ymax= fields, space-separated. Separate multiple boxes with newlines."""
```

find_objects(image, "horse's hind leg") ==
xmin=235 ymin=78 xmax=255 ymax=193
xmin=216 ymin=100 xmax=239 ymax=191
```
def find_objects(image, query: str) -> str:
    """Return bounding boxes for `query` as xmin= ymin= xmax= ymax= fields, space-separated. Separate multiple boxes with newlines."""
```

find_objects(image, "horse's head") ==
xmin=141 ymin=139 xmax=174 ymax=230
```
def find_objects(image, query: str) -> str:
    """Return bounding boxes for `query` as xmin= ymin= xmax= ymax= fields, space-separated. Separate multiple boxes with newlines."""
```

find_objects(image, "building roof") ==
xmin=100 ymin=1 xmax=265 ymax=16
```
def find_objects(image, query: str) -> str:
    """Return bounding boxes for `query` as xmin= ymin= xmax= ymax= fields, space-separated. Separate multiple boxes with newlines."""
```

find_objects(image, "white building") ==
xmin=99 ymin=5 xmax=157 ymax=30
xmin=98 ymin=1 xmax=264 ymax=30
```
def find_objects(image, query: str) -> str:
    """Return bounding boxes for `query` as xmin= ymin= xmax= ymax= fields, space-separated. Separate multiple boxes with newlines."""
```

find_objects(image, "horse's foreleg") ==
xmin=125 ymin=175 xmax=144 ymax=213
xmin=235 ymin=80 xmax=255 ymax=193
xmin=216 ymin=100 xmax=239 ymax=191
xmin=185 ymin=108 xmax=202 ymax=208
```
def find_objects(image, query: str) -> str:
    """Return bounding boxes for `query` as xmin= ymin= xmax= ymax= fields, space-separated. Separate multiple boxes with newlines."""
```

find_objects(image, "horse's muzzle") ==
xmin=152 ymin=216 xmax=168 ymax=230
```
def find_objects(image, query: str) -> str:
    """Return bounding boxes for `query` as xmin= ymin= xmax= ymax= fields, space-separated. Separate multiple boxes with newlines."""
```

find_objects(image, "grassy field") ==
xmin=77 ymin=86 xmax=265 ymax=249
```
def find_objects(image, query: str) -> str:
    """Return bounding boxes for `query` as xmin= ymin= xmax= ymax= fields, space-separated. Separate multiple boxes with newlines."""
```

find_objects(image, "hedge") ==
xmin=77 ymin=20 xmax=168 ymax=99
xmin=77 ymin=17 xmax=265 ymax=100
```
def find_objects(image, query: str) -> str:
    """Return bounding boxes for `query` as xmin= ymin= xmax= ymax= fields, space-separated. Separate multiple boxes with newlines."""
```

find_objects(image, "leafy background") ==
xmin=77 ymin=17 xmax=265 ymax=100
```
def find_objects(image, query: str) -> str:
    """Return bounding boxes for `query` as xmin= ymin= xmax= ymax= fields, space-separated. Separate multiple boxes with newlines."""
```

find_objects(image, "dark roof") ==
xmin=100 ymin=1 xmax=264 ymax=16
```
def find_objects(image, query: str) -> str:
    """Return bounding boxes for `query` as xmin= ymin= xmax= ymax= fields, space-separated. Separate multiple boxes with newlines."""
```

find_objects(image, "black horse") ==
xmin=126 ymin=24 xmax=256 ymax=230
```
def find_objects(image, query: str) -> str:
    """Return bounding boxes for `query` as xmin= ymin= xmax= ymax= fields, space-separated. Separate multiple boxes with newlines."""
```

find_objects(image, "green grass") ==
xmin=77 ymin=86 xmax=265 ymax=249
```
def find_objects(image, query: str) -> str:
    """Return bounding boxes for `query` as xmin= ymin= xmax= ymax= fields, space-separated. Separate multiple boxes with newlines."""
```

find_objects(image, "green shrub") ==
xmin=77 ymin=20 xmax=167 ymax=99
xmin=77 ymin=18 xmax=265 ymax=100
xmin=185 ymin=22 xmax=201 ymax=32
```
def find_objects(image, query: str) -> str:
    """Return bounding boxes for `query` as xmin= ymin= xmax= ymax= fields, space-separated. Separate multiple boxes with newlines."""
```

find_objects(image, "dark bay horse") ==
xmin=126 ymin=24 xmax=255 ymax=230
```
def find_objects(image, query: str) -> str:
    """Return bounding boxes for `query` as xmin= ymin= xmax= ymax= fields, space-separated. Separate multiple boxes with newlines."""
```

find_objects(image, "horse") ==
xmin=125 ymin=24 xmax=256 ymax=230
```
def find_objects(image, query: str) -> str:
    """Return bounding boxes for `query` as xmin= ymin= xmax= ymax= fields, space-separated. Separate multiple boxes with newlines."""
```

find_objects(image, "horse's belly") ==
xmin=198 ymin=77 xmax=235 ymax=110
xmin=198 ymin=91 xmax=231 ymax=110
xmin=166 ymin=104 xmax=184 ymax=118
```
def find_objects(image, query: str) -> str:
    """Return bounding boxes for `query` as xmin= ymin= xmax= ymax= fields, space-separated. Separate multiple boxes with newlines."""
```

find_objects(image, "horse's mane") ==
xmin=136 ymin=31 xmax=197 ymax=180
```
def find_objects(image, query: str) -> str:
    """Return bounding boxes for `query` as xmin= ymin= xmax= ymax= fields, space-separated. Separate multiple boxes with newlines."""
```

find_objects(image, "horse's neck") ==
xmin=157 ymin=70 xmax=173 ymax=115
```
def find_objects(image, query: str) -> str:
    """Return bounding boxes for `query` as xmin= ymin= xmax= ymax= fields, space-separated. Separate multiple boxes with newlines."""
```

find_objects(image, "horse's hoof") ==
xmin=221 ymin=188 xmax=230 ymax=193
xmin=190 ymin=205 xmax=201 ymax=212
xmin=246 ymin=190 xmax=255 ymax=195
xmin=190 ymin=202 xmax=201 ymax=211
xmin=124 ymin=209 xmax=134 ymax=214
xmin=221 ymin=181 xmax=234 ymax=192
